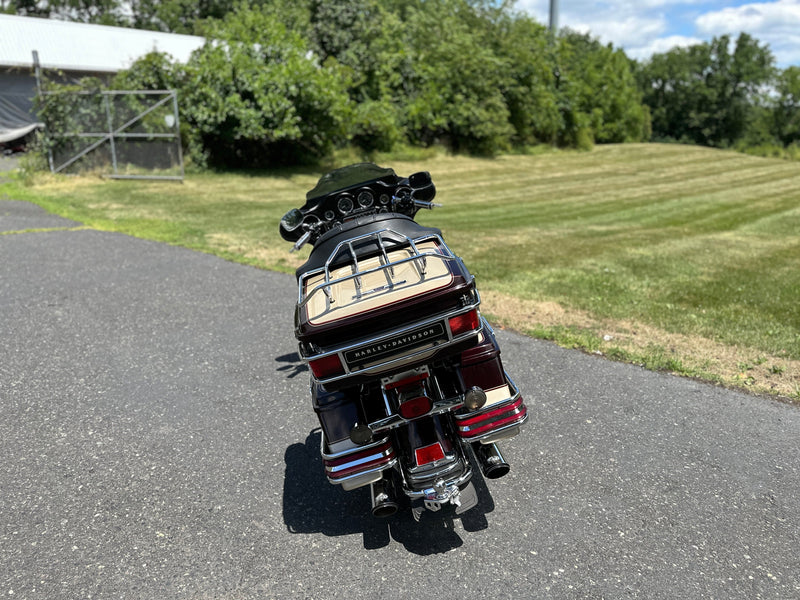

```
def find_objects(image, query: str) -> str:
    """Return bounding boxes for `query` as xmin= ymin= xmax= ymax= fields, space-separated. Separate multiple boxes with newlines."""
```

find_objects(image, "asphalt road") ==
xmin=2 ymin=199 xmax=799 ymax=599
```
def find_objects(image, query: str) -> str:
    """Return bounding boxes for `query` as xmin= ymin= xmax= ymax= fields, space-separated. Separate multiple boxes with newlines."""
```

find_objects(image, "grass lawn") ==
xmin=2 ymin=143 xmax=799 ymax=399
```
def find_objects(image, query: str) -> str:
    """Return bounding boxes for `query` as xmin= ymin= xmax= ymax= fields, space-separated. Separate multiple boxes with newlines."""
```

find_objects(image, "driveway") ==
xmin=2 ymin=199 xmax=799 ymax=599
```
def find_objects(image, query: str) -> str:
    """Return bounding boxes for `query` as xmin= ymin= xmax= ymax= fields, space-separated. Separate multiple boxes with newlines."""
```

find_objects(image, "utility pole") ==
xmin=549 ymin=0 xmax=559 ymax=35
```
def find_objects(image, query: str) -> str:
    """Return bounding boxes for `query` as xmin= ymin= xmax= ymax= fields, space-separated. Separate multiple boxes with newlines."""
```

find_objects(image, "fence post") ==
xmin=104 ymin=94 xmax=118 ymax=175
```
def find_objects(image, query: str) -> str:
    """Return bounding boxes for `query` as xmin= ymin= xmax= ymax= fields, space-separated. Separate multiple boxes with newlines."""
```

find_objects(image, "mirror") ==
xmin=411 ymin=186 xmax=435 ymax=202
xmin=408 ymin=171 xmax=431 ymax=188
xmin=280 ymin=208 xmax=304 ymax=232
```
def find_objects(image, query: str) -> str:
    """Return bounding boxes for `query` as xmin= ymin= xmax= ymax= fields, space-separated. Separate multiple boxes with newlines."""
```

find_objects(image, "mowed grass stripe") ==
xmin=4 ymin=143 xmax=798 ymax=397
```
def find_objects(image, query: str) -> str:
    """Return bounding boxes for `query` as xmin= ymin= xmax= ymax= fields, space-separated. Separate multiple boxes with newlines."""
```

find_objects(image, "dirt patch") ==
xmin=481 ymin=289 xmax=799 ymax=400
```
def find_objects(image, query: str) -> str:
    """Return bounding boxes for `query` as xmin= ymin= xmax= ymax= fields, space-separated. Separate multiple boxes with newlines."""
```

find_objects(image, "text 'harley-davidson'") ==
xmin=280 ymin=163 xmax=528 ymax=520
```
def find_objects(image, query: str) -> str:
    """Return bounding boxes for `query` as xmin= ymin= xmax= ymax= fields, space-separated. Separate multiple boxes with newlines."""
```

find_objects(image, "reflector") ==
xmin=415 ymin=442 xmax=446 ymax=466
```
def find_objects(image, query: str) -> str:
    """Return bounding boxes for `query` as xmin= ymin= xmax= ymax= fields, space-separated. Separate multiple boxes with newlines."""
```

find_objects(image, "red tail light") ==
xmin=398 ymin=395 xmax=433 ymax=420
xmin=448 ymin=309 xmax=480 ymax=337
xmin=309 ymin=353 xmax=345 ymax=379
xmin=415 ymin=442 xmax=445 ymax=466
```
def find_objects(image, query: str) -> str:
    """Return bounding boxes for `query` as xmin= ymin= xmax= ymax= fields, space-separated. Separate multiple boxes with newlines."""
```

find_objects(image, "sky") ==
xmin=515 ymin=0 xmax=800 ymax=68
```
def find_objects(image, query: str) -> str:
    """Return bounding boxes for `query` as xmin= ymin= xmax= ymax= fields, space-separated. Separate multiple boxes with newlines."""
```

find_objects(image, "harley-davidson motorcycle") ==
xmin=280 ymin=163 xmax=527 ymax=520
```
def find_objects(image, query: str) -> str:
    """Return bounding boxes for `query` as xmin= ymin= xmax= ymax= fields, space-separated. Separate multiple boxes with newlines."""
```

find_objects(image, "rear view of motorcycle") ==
xmin=280 ymin=163 xmax=528 ymax=520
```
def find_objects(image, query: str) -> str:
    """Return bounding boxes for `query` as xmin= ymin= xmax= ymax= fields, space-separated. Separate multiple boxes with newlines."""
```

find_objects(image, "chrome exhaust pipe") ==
xmin=474 ymin=442 xmax=510 ymax=479
xmin=370 ymin=477 xmax=399 ymax=518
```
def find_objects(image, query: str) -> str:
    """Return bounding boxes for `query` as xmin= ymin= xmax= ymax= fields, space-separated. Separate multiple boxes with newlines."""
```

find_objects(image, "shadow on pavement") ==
xmin=275 ymin=351 xmax=308 ymax=379
xmin=282 ymin=429 xmax=494 ymax=555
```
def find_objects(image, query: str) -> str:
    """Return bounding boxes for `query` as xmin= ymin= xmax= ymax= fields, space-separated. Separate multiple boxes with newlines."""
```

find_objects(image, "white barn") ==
xmin=0 ymin=14 xmax=204 ymax=143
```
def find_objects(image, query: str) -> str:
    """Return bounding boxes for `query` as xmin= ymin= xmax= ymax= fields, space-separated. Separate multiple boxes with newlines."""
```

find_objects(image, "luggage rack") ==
xmin=297 ymin=228 xmax=461 ymax=311
xmin=296 ymin=227 xmax=483 ymax=387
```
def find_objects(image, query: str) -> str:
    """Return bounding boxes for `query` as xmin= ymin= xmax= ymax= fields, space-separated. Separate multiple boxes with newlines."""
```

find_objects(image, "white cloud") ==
xmin=511 ymin=1 xmax=800 ymax=66
xmin=695 ymin=0 xmax=800 ymax=66
xmin=569 ymin=14 xmax=667 ymax=48
xmin=513 ymin=0 xmax=670 ymax=47
xmin=625 ymin=35 xmax=705 ymax=61
xmin=695 ymin=0 xmax=800 ymax=33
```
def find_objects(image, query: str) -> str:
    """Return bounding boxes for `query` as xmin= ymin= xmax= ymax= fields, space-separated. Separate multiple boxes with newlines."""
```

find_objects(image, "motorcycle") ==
xmin=280 ymin=163 xmax=528 ymax=520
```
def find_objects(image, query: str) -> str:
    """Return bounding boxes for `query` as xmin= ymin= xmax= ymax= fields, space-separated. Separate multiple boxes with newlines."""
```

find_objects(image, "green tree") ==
xmin=772 ymin=66 xmax=800 ymax=147
xmin=557 ymin=30 xmax=650 ymax=144
xmin=307 ymin=0 xmax=405 ymax=152
xmin=491 ymin=14 xmax=563 ymax=145
xmin=180 ymin=4 xmax=351 ymax=167
xmin=639 ymin=33 xmax=774 ymax=147
xmin=395 ymin=0 xmax=514 ymax=154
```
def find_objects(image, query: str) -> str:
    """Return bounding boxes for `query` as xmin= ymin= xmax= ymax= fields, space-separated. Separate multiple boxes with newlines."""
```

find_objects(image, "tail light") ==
xmin=448 ymin=309 xmax=480 ymax=337
xmin=399 ymin=395 xmax=433 ymax=420
xmin=456 ymin=397 xmax=527 ymax=440
xmin=309 ymin=353 xmax=345 ymax=379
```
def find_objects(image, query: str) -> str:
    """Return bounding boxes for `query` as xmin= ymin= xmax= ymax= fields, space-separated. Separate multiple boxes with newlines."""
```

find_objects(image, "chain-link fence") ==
xmin=45 ymin=89 xmax=183 ymax=180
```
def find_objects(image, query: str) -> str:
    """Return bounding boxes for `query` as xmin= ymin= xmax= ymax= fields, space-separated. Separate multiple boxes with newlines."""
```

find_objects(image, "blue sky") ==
xmin=515 ymin=0 xmax=800 ymax=68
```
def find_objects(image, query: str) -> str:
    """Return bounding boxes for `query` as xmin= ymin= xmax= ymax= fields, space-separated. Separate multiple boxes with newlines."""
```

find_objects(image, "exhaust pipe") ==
xmin=370 ymin=477 xmax=399 ymax=518
xmin=474 ymin=442 xmax=510 ymax=479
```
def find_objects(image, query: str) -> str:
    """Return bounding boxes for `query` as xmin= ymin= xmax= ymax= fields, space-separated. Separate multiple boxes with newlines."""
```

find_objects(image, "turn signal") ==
xmin=309 ymin=353 xmax=345 ymax=379
xmin=464 ymin=386 xmax=487 ymax=411
xmin=448 ymin=309 xmax=480 ymax=337
xmin=398 ymin=395 xmax=433 ymax=420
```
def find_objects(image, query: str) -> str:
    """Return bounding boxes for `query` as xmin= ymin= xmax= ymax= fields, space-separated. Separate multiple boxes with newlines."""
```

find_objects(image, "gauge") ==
xmin=301 ymin=214 xmax=320 ymax=229
xmin=324 ymin=210 xmax=335 ymax=221
xmin=337 ymin=194 xmax=354 ymax=215
xmin=379 ymin=194 xmax=390 ymax=205
xmin=357 ymin=190 xmax=374 ymax=208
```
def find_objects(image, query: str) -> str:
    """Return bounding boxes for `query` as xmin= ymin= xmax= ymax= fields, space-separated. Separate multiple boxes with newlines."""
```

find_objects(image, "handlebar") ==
xmin=413 ymin=200 xmax=442 ymax=210
xmin=290 ymin=229 xmax=313 ymax=253
xmin=280 ymin=164 xmax=438 ymax=251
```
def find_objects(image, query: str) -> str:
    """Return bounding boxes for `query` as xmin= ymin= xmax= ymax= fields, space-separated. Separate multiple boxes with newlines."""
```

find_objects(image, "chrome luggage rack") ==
xmin=296 ymin=227 xmax=482 ymax=386
xmin=297 ymin=228 xmax=459 ymax=309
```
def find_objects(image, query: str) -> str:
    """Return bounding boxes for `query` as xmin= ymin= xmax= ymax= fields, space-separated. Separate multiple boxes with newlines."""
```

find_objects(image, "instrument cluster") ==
xmin=314 ymin=184 xmax=415 ymax=227
xmin=280 ymin=164 xmax=434 ymax=248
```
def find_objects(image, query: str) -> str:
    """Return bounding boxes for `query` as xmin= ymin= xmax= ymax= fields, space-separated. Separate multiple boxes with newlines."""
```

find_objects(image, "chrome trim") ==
xmin=476 ymin=425 xmax=521 ymax=445
xmin=406 ymin=456 xmax=464 ymax=484
xmin=297 ymin=230 xmax=455 ymax=307
xmin=320 ymin=435 xmax=390 ymax=461
xmin=368 ymin=388 xmax=464 ymax=434
xmin=324 ymin=446 xmax=395 ymax=476
xmin=403 ymin=466 xmax=474 ymax=500
xmin=320 ymin=434 xmax=398 ymax=487
xmin=302 ymin=302 xmax=482 ymax=386
xmin=341 ymin=469 xmax=390 ymax=492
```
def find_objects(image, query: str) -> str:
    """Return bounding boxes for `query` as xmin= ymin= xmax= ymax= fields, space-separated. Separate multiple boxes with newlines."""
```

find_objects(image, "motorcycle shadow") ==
xmin=282 ymin=430 xmax=495 ymax=554
xmin=275 ymin=351 xmax=307 ymax=379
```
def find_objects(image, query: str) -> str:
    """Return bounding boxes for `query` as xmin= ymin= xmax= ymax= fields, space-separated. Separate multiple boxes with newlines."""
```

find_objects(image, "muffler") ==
xmin=370 ymin=476 xmax=399 ymax=518
xmin=474 ymin=442 xmax=510 ymax=479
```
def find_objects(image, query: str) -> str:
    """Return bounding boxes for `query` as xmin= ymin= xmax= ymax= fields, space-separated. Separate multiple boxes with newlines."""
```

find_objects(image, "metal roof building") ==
xmin=0 ymin=14 xmax=204 ymax=143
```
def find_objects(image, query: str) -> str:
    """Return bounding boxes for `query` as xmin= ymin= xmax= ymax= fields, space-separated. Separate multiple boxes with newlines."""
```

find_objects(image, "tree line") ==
xmin=18 ymin=0 xmax=800 ymax=168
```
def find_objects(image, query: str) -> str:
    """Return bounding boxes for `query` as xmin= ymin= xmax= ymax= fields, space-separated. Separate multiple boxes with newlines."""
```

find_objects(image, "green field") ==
xmin=3 ymin=143 xmax=798 ymax=398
